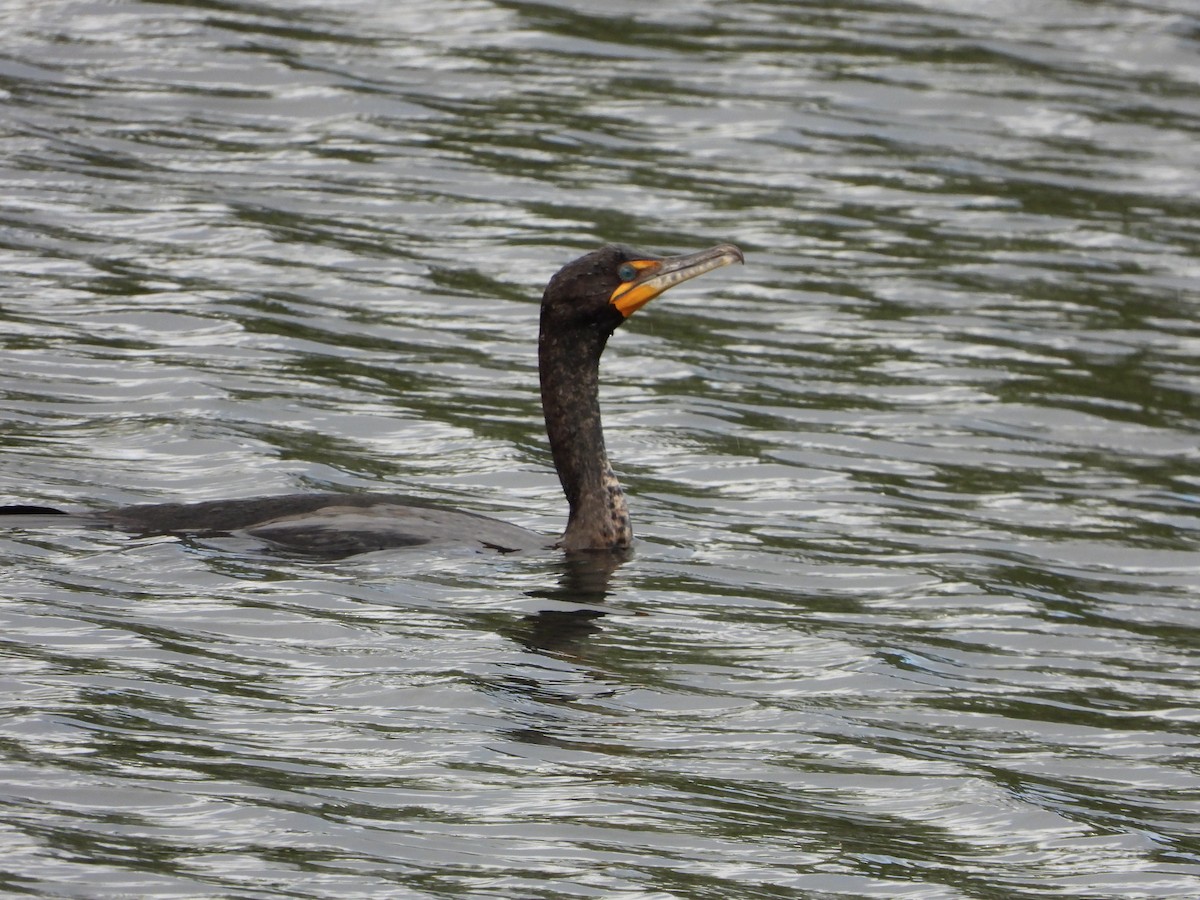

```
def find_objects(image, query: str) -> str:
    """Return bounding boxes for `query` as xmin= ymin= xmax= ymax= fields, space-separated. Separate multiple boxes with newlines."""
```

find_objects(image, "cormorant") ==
xmin=1 ymin=243 xmax=743 ymax=556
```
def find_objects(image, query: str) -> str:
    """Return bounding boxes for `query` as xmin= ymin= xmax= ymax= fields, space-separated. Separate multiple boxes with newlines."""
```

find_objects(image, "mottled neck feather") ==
xmin=539 ymin=317 xmax=632 ymax=552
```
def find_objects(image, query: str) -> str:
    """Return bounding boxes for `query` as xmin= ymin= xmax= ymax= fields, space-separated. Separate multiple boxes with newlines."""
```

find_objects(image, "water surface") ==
xmin=1 ymin=1 xmax=1199 ymax=897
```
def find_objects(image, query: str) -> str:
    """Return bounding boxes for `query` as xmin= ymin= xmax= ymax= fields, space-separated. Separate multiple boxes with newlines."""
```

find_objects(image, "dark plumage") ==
xmin=1 ymin=243 xmax=743 ymax=556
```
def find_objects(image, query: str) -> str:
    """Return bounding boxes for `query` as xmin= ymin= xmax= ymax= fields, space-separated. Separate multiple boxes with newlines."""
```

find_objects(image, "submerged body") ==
xmin=1 ymin=243 xmax=743 ymax=557
xmin=99 ymin=493 xmax=547 ymax=557
xmin=0 ymin=495 xmax=544 ymax=557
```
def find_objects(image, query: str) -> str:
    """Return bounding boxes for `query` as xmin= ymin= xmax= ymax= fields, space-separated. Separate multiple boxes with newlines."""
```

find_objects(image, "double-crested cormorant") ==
xmin=1 ymin=243 xmax=743 ymax=556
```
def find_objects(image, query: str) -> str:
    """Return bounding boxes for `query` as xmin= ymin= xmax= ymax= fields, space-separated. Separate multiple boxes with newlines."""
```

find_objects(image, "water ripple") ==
xmin=2 ymin=0 xmax=1199 ymax=897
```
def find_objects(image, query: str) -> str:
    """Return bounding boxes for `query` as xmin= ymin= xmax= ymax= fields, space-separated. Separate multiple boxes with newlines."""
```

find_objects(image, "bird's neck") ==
xmin=539 ymin=319 xmax=631 ymax=552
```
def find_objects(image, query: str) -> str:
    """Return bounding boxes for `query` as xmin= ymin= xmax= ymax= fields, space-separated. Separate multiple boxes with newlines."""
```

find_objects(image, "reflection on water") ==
xmin=2 ymin=0 xmax=1199 ymax=897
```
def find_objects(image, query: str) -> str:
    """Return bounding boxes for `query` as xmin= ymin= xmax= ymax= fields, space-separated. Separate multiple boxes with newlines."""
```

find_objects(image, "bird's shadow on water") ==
xmin=501 ymin=549 xmax=632 ymax=654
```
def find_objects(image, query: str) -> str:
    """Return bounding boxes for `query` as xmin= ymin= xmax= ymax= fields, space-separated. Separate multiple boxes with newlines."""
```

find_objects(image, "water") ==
xmin=2 ymin=0 xmax=1199 ymax=896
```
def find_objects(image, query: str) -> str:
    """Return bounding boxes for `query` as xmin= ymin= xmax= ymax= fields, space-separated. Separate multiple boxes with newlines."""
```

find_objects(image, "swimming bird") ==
xmin=0 ymin=243 xmax=743 ymax=556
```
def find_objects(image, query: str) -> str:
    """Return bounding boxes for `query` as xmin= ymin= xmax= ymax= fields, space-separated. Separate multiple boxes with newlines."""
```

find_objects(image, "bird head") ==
xmin=540 ymin=243 xmax=744 ymax=336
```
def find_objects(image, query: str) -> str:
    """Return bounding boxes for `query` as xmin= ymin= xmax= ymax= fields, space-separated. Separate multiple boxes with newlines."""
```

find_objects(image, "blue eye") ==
xmin=617 ymin=263 xmax=638 ymax=281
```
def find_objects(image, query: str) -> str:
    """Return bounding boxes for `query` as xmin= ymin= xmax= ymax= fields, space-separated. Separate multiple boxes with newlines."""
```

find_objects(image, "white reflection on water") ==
xmin=1 ymin=0 xmax=1199 ymax=897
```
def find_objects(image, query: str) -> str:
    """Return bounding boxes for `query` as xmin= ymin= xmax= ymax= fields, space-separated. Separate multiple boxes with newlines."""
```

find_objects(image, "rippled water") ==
xmin=2 ymin=0 xmax=1199 ymax=897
